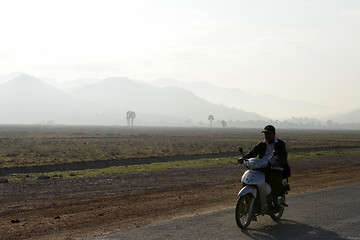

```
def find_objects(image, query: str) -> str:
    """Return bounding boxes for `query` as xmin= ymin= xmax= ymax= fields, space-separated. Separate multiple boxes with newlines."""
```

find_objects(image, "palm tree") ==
xmin=208 ymin=115 xmax=214 ymax=128
xmin=126 ymin=111 xmax=136 ymax=126
xmin=221 ymin=120 xmax=227 ymax=128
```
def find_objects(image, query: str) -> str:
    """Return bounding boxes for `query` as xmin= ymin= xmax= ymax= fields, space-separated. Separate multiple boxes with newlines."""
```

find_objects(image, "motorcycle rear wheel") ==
xmin=235 ymin=193 xmax=254 ymax=229
xmin=270 ymin=194 xmax=285 ymax=220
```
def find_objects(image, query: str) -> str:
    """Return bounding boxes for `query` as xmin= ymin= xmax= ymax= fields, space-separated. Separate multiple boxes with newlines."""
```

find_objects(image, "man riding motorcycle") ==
xmin=238 ymin=125 xmax=290 ymax=210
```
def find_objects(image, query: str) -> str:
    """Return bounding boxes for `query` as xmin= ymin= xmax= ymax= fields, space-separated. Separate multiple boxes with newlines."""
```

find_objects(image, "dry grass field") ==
xmin=1 ymin=125 xmax=360 ymax=240
xmin=1 ymin=125 xmax=359 ymax=168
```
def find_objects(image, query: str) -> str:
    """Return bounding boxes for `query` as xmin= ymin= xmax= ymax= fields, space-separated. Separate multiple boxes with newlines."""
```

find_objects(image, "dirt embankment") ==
xmin=0 ymin=153 xmax=360 ymax=240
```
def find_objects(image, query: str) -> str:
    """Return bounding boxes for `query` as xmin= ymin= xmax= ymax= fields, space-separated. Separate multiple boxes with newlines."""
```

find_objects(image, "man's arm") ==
xmin=245 ymin=142 xmax=265 ymax=159
xmin=238 ymin=142 xmax=264 ymax=164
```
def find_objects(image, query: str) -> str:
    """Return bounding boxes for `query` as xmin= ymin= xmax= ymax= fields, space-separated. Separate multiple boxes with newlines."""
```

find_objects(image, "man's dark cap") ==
xmin=262 ymin=125 xmax=276 ymax=134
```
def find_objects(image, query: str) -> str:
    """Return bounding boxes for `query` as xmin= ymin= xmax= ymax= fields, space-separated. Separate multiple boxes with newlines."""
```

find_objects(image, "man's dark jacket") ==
xmin=244 ymin=138 xmax=291 ymax=178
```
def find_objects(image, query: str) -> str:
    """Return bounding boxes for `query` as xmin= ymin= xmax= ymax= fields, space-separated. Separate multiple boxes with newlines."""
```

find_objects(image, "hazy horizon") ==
xmin=0 ymin=73 xmax=358 ymax=125
xmin=1 ymin=0 xmax=359 ymax=118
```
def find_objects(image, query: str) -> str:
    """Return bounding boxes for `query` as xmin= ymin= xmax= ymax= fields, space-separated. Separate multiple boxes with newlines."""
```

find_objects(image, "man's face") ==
xmin=264 ymin=132 xmax=275 ymax=144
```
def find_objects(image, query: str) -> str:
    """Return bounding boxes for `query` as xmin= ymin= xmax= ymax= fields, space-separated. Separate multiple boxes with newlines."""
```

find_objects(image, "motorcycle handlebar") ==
xmin=238 ymin=157 xmax=273 ymax=169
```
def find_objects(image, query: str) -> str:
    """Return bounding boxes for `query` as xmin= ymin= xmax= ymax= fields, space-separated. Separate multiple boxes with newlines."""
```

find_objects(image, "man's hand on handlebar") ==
xmin=238 ymin=157 xmax=245 ymax=164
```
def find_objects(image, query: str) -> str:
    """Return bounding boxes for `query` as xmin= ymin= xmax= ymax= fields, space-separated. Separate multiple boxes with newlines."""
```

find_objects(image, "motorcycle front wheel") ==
xmin=270 ymin=194 xmax=285 ymax=220
xmin=235 ymin=193 xmax=254 ymax=229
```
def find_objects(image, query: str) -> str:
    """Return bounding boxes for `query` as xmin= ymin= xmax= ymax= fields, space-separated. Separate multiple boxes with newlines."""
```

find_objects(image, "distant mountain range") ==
xmin=149 ymin=79 xmax=337 ymax=120
xmin=0 ymin=74 xmax=267 ymax=126
xmin=0 ymin=73 xmax=359 ymax=127
xmin=70 ymin=77 xmax=268 ymax=125
xmin=0 ymin=75 xmax=96 ymax=124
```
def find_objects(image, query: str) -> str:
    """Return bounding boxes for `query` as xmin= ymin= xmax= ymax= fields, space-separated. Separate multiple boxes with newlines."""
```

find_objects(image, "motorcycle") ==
xmin=235 ymin=147 xmax=290 ymax=229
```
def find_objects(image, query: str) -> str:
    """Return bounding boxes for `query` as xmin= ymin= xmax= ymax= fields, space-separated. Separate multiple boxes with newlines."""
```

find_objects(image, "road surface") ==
xmin=86 ymin=183 xmax=360 ymax=240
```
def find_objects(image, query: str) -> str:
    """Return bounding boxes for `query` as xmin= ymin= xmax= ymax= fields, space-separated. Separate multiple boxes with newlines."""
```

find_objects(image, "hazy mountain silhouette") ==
xmin=0 ymin=75 xmax=268 ymax=125
xmin=150 ymin=79 xmax=336 ymax=120
xmin=71 ymin=77 xmax=268 ymax=125
xmin=1 ymin=74 xmax=358 ymax=126
xmin=0 ymin=74 xmax=116 ymax=125
xmin=0 ymin=75 xmax=72 ymax=124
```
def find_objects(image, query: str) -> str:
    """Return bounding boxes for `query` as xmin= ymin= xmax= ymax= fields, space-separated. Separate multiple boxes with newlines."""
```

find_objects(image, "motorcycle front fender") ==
xmin=238 ymin=185 xmax=257 ymax=199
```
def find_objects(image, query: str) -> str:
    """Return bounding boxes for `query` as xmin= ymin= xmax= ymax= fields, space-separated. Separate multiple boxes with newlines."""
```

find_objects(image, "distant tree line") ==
xmin=124 ymin=111 xmax=360 ymax=130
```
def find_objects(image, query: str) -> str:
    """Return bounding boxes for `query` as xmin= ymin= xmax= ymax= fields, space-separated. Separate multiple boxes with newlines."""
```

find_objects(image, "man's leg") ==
xmin=269 ymin=170 xmax=283 ymax=197
xmin=269 ymin=170 xmax=283 ymax=210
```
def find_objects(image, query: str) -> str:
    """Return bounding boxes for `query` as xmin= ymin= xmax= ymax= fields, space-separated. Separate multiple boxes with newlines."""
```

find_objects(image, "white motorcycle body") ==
xmin=235 ymin=150 xmax=290 ymax=229
xmin=238 ymin=157 xmax=272 ymax=214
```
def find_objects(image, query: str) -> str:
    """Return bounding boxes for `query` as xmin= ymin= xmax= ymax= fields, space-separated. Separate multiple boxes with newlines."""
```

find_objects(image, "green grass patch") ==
xmin=6 ymin=157 xmax=235 ymax=182
xmin=288 ymin=148 xmax=360 ymax=162
xmin=6 ymin=147 xmax=360 ymax=182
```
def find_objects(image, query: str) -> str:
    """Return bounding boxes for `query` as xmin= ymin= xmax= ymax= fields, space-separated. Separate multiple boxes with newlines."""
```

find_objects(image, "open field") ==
xmin=1 ymin=125 xmax=360 ymax=169
xmin=0 ymin=125 xmax=360 ymax=239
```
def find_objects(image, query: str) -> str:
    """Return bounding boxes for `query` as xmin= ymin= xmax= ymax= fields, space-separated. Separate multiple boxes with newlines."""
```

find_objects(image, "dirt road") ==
xmin=1 ymin=153 xmax=360 ymax=240
xmin=87 ymin=182 xmax=360 ymax=240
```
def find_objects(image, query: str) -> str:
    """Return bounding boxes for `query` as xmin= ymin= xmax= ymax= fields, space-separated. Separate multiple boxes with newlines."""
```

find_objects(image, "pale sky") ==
xmin=1 ymin=0 xmax=359 ymax=113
